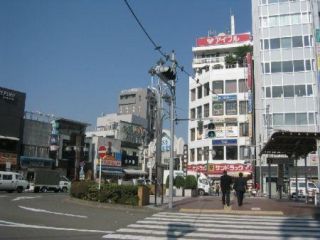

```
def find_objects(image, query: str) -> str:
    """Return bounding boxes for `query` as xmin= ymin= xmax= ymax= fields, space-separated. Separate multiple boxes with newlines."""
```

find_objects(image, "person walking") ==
xmin=233 ymin=172 xmax=247 ymax=206
xmin=215 ymin=183 xmax=220 ymax=196
xmin=220 ymin=170 xmax=233 ymax=207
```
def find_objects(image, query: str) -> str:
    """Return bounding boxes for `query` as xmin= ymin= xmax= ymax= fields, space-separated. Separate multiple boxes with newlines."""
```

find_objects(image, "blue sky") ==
xmin=0 ymin=0 xmax=251 ymax=141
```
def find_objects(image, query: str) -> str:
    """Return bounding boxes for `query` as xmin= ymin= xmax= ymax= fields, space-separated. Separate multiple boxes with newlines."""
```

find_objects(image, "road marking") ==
xmin=19 ymin=206 xmax=87 ymax=218
xmin=103 ymin=211 xmax=320 ymax=240
xmin=12 ymin=196 xmax=41 ymax=201
xmin=0 ymin=220 xmax=112 ymax=233
xmin=180 ymin=208 xmax=284 ymax=215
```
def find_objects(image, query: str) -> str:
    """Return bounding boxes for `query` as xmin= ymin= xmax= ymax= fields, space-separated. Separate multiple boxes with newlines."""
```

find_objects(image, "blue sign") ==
xmin=218 ymin=95 xmax=237 ymax=101
xmin=212 ymin=139 xmax=237 ymax=145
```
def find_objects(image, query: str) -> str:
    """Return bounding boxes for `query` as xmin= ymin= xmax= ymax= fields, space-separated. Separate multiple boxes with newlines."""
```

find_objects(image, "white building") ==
xmin=188 ymin=17 xmax=254 ymax=178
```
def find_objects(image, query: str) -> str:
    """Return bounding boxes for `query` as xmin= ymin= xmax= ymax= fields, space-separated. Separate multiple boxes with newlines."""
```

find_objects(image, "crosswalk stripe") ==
xmin=102 ymin=211 xmax=320 ymax=240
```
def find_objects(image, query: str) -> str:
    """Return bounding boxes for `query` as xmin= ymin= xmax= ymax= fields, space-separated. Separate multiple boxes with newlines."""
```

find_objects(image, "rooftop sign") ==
xmin=196 ymin=33 xmax=251 ymax=47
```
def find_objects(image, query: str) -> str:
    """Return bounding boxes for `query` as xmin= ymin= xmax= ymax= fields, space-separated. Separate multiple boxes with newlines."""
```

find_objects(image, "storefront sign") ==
xmin=209 ymin=163 xmax=252 ymax=174
xmin=0 ymin=152 xmax=17 ymax=165
xmin=212 ymin=139 xmax=237 ymax=145
xmin=217 ymin=95 xmax=237 ymax=102
xmin=197 ymin=33 xmax=251 ymax=47
xmin=0 ymin=88 xmax=16 ymax=101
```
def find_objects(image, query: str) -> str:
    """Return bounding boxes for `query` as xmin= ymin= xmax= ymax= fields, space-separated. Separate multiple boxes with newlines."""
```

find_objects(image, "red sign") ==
xmin=98 ymin=146 xmax=107 ymax=159
xmin=196 ymin=33 xmax=251 ymax=47
xmin=187 ymin=163 xmax=252 ymax=175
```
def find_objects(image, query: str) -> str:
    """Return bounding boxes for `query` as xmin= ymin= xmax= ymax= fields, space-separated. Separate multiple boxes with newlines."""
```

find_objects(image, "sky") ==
xmin=0 ymin=0 xmax=252 ymax=141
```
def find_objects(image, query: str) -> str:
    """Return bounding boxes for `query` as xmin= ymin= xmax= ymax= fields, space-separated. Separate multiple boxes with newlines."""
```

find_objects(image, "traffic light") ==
xmin=207 ymin=122 xmax=215 ymax=138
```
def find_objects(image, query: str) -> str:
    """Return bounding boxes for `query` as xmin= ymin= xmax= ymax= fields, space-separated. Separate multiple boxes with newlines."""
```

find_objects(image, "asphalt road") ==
xmin=0 ymin=192 xmax=158 ymax=240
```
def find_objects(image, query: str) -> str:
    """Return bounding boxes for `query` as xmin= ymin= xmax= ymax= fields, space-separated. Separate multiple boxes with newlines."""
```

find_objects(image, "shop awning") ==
xmin=123 ymin=169 xmax=147 ymax=175
xmin=100 ymin=168 xmax=124 ymax=176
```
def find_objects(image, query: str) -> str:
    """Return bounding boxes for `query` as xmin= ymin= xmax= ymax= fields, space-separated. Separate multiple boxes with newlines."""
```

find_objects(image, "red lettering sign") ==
xmin=196 ymin=33 xmax=251 ymax=47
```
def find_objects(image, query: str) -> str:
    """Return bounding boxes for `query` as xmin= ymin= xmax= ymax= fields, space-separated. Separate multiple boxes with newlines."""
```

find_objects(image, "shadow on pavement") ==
xmin=166 ymin=223 xmax=196 ymax=239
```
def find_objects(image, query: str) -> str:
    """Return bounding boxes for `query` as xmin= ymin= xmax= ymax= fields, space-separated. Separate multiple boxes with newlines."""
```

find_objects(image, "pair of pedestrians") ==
xmin=220 ymin=170 xmax=247 ymax=207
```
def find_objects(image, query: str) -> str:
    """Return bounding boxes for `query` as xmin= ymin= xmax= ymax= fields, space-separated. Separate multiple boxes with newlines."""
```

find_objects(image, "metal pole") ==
xmin=98 ymin=158 xmax=102 ymax=190
xmin=168 ymin=95 xmax=174 ymax=209
xmin=305 ymin=156 xmax=308 ymax=204
xmin=268 ymin=161 xmax=271 ymax=199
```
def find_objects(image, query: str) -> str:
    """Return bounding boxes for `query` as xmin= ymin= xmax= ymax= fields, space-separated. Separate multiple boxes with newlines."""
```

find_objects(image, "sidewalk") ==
xmin=149 ymin=194 xmax=320 ymax=219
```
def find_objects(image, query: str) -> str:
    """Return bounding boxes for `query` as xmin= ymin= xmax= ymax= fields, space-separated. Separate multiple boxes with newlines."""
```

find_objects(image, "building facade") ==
xmin=252 ymin=0 xmax=320 ymax=193
xmin=188 ymin=26 xmax=254 ymax=178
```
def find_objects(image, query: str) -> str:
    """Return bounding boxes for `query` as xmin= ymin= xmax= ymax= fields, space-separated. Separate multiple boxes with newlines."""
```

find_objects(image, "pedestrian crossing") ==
xmin=102 ymin=211 xmax=320 ymax=239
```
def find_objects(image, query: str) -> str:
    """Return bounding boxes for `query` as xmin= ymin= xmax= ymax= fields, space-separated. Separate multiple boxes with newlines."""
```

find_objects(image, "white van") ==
xmin=290 ymin=178 xmax=319 ymax=197
xmin=0 ymin=171 xmax=29 ymax=193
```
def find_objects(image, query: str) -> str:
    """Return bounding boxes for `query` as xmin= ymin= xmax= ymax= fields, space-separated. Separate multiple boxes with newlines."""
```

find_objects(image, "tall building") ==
xmin=188 ymin=18 xmax=254 ymax=178
xmin=252 ymin=0 xmax=320 ymax=192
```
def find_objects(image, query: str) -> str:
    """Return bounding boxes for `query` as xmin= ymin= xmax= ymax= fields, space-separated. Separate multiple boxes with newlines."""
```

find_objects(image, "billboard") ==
xmin=196 ymin=33 xmax=251 ymax=47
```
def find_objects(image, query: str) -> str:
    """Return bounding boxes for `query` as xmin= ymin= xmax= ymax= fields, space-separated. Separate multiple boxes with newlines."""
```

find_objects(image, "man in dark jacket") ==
xmin=220 ymin=170 xmax=233 ymax=207
xmin=233 ymin=172 xmax=247 ymax=206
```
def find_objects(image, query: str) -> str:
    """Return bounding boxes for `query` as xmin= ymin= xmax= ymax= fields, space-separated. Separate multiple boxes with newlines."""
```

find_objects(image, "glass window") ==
xmin=261 ymin=17 xmax=268 ymax=28
xmin=304 ymin=36 xmax=310 ymax=46
xmin=191 ymin=89 xmax=196 ymax=101
xmin=197 ymin=86 xmax=202 ymax=99
xmin=280 ymin=15 xmax=290 ymax=26
xmin=226 ymin=123 xmax=238 ymax=137
xmin=269 ymin=16 xmax=279 ymax=27
xmin=265 ymin=62 xmax=270 ymax=73
xmin=3 ymin=174 xmax=12 ymax=180
xmin=307 ymin=85 xmax=313 ymax=96
xmin=197 ymin=106 xmax=202 ymax=118
xmin=238 ymin=79 xmax=248 ymax=93
xmin=266 ymin=87 xmax=271 ymax=98
xmin=212 ymin=81 xmax=224 ymax=94
xmin=272 ymin=86 xmax=283 ymax=97
xmin=204 ymin=103 xmax=209 ymax=118
xmin=197 ymin=148 xmax=202 ymax=161
xmin=301 ymin=13 xmax=310 ymax=23
xmin=240 ymin=122 xmax=249 ymax=136
xmin=296 ymin=113 xmax=308 ymax=125
xmin=292 ymin=36 xmax=303 ymax=47
xmin=291 ymin=13 xmax=301 ymax=25
xmin=283 ymin=85 xmax=294 ymax=97
xmin=239 ymin=101 xmax=248 ymax=115
xmin=269 ymin=0 xmax=278 ymax=3
xmin=293 ymin=60 xmax=304 ymax=72
xmin=190 ymin=108 xmax=196 ymax=119
xmin=271 ymin=62 xmax=282 ymax=73
xmin=282 ymin=61 xmax=293 ymax=72
xmin=212 ymin=102 xmax=224 ymax=116
xmin=281 ymin=37 xmax=291 ymax=48
xmin=305 ymin=60 xmax=311 ymax=71
xmin=225 ymin=80 xmax=237 ymax=93
xmin=270 ymin=38 xmax=280 ymax=49
xmin=190 ymin=149 xmax=195 ymax=162
xmin=226 ymin=101 xmax=237 ymax=115
xmin=309 ymin=113 xmax=315 ymax=124
xmin=273 ymin=113 xmax=284 ymax=125
xmin=285 ymin=113 xmax=295 ymax=125
xmin=204 ymin=82 xmax=210 ymax=96
xmin=226 ymin=146 xmax=238 ymax=160
xmin=264 ymin=39 xmax=269 ymax=50
xmin=190 ymin=128 xmax=195 ymax=141
xmin=212 ymin=146 xmax=224 ymax=160
xmin=295 ymin=85 xmax=306 ymax=96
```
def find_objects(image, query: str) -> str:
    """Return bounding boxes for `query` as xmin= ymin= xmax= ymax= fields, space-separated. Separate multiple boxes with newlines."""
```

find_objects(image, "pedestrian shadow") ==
xmin=166 ymin=223 xmax=196 ymax=239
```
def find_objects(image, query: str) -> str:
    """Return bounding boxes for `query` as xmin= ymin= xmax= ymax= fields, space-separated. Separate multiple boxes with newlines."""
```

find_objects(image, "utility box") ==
xmin=138 ymin=185 xmax=150 ymax=206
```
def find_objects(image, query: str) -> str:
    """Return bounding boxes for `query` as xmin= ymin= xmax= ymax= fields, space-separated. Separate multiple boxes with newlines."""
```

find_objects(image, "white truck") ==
xmin=289 ymin=178 xmax=319 ymax=198
xmin=0 ymin=171 xmax=29 ymax=193
xmin=27 ymin=170 xmax=71 ymax=193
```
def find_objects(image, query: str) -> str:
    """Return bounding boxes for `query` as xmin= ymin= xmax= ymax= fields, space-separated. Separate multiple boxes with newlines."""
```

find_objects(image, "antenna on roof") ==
xmin=230 ymin=9 xmax=235 ymax=35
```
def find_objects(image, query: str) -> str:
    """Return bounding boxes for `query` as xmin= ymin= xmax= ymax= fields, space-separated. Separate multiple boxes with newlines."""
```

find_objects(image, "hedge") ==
xmin=70 ymin=181 xmax=139 ymax=206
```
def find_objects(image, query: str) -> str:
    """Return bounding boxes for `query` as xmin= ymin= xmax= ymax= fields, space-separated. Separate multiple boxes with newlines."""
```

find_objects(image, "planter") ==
xmin=175 ymin=188 xmax=183 ymax=197
xmin=184 ymin=189 xmax=197 ymax=197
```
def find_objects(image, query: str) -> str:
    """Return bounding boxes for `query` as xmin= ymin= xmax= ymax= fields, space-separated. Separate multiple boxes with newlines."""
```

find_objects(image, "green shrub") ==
xmin=70 ymin=181 xmax=139 ymax=206
xmin=185 ymin=175 xmax=197 ymax=189
xmin=174 ymin=176 xmax=185 ymax=189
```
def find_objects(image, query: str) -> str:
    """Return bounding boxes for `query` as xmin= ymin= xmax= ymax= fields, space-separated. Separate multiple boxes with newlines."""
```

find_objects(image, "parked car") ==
xmin=289 ymin=178 xmax=319 ymax=198
xmin=0 ymin=171 xmax=29 ymax=193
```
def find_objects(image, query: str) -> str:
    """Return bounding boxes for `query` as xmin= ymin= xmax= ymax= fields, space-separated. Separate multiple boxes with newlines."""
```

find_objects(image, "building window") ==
xmin=190 ymin=149 xmax=195 ymax=162
xmin=283 ymin=85 xmax=294 ymax=97
xmin=226 ymin=123 xmax=238 ymax=137
xmin=293 ymin=60 xmax=304 ymax=72
xmin=270 ymin=38 xmax=280 ymax=49
xmin=197 ymin=106 xmax=202 ymax=119
xmin=212 ymin=81 xmax=224 ymax=94
xmin=238 ymin=79 xmax=248 ymax=93
xmin=197 ymin=148 xmax=202 ymax=162
xmin=225 ymin=80 xmax=237 ymax=93
xmin=296 ymin=113 xmax=308 ymax=125
xmin=190 ymin=108 xmax=196 ymax=119
xmin=307 ymin=85 xmax=313 ymax=96
xmin=240 ymin=122 xmax=249 ymax=137
xmin=212 ymin=146 xmax=224 ymax=160
xmin=191 ymin=89 xmax=196 ymax=101
xmin=204 ymin=103 xmax=210 ymax=118
xmin=197 ymin=86 xmax=202 ymax=99
xmin=292 ymin=36 xmax=303 ymax=48
xmin=273 ymin=113 xmax=284 ymax=126
xmin=212 ymin=102 xmax=224 ymax=116
xmin=190 ymin=128 xmax=195 ymax=141
xmin=239 ymin=101 xmax=248 ymax=115
xmin=271 ymin=62 xmax=282 ymax=73
xmin=272 ymin=86 xmax=283 ymax=98
xmin=266 ymin=87 xmax=271 ymax=98
xmin=295 ymin=85 xmax=306 ymax=97
xmin=226 ymin=101 xmax=237 ymax=115
xmin=226 ymin=146 xmax=238 ymax=160
xmin=282 ymin=61 xmax=293 ymax=72
xmin=309 ymin=113 xmax=315 ymax=124
xmin=203 ymin=146 xmax=209 ymax=160
xmin=204 ymin=83 xmax=210 ymax=96
xmin=285 ymin=113 xmax=295 ymax=125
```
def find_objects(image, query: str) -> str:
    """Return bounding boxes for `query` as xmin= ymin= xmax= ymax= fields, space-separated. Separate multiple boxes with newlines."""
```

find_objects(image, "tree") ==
xmin=184 ymin=175 xmax=197 ymax=189
xmin=234 ymin=45 xmax=253 ymax=65
xmin=174 ymin=176 xmax=185 ymax=189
